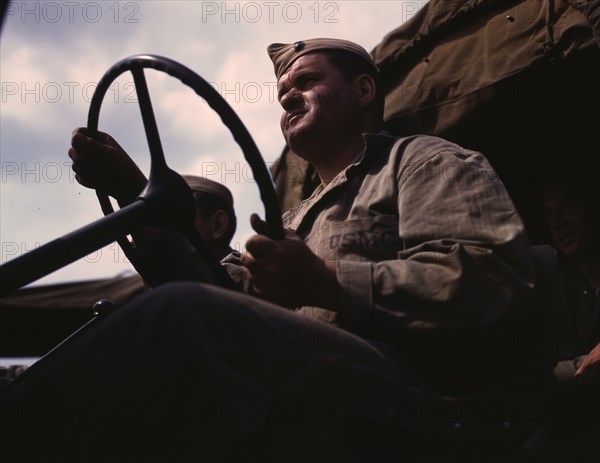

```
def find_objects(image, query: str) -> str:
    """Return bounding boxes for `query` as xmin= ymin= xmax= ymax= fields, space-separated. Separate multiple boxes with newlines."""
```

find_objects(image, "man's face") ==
xmin=194 ymin=212 xmax=214 ymax=244
xmin=277 ymin=53 xmax=361 ymax=156
xmin=543 ymin=185 xmax=592 ymax=258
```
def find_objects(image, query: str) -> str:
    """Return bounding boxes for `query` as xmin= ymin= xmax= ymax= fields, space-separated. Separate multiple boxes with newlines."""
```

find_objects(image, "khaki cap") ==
xmin=182 ymin=175 xmax=234 ymax=209
xmin=267 ymin=38 xmax=378 ymax=80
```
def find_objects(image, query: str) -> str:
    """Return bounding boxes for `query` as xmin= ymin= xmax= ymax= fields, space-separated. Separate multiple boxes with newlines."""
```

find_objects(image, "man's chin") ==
xmin=285 ymin=128 xmax=311 ymax=153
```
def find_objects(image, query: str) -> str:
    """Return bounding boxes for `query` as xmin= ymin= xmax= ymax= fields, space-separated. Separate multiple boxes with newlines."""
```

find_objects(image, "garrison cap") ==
xmin=267 ymin=38 xmax=378 ymax=80
xmin=182 ymin=175 xmax=234 ymax=209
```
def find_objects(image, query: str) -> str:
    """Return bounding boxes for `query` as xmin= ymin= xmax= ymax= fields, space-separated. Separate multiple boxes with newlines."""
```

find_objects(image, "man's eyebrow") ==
xmin=294 ymin=67 xmax=320 ymax=78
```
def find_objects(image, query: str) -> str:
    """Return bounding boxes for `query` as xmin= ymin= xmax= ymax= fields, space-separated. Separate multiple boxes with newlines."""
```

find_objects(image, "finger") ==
xmin=68 ymin=146 xmax=89 ymax=163
xmin=69 ymin=154 xmax=85 ymax=176
xmin=240 ymin=249 xmax=267 ymax=271
xmin=250 ymin=213 xmax=270 ymax=236
xmin=74 ymin=173 xmax=96 ymax=189
xmin=71 ymin=131 xmax=96 ymax=151
xmin=71 ymin=127 xmax=87 ymax=138
xmin=72 ymin=128 xmax=115 ymax=151
xmin=68 ymin=147 xmax=78 ymax=162
xmin=245 ymin=234 xmax=278 ymax=260
xmin=240 ymin=250 xmax=254 ymax=268
xmin=74 ymin=126 xmax=106 ymax=140
xmin=69 ymin=146 xmax=95 ymax=172
xmin=89 ymin=129 xmax=115 ymax=145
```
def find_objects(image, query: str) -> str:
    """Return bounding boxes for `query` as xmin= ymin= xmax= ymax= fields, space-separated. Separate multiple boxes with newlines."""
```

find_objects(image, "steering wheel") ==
xmin=86 ymin=54 xmax=284 ymax=285
xmin=0 ymin=54 xmax=283 ymax=297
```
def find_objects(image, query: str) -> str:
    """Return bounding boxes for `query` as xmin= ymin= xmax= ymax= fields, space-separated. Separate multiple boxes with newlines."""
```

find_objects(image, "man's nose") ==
xmin=280 ymin=89 xmax=303 ymax=111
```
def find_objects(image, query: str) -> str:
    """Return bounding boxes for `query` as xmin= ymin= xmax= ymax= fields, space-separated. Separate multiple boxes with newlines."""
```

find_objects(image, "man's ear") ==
xmin=353 ymin=74 xmax=377 ymax=108
xmin=210 ymin=210 xmax=229 ymax=240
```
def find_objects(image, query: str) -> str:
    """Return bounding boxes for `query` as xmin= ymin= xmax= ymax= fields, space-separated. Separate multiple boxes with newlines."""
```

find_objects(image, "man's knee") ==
xmin=126 ymin=281 xmax=233 ymax=318
xmin=117 ymin=282 xmax=271 ymax=341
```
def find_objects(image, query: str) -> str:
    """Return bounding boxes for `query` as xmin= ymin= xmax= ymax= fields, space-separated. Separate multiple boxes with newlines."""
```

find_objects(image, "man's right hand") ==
xmin=68 ymin=127 xmax=148 ymax=206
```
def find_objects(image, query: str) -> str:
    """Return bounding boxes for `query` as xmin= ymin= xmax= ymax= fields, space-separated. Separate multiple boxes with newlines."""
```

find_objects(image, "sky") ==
xmin=0 ymin=0 xmax=424 ymax=286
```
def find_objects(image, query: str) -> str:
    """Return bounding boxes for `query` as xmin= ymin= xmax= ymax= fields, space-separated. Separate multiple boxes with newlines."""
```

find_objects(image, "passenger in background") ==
xmin=542 ymin=173 xmax=600 ymax=380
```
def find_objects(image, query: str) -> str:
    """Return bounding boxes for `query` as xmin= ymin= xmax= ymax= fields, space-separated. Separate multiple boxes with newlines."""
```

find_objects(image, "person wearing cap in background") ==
xmin=182 ymin=174 xmax=237 ymax=260
xmin=0 ymin=38 xmax=555 ymax=462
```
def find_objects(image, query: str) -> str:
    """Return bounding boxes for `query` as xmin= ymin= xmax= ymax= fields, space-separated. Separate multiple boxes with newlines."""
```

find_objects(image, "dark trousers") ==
xmin=0 ymin=282 xmax=420 ymax=463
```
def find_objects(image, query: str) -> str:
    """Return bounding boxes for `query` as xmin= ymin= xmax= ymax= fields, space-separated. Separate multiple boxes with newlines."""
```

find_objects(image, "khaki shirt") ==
xmin=282 ymin=132 xmax=538 ymax=391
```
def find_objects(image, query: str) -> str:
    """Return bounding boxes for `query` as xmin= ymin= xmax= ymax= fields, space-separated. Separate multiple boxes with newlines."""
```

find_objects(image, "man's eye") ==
xmin=298 ymin=77 xmax=315 ymax=88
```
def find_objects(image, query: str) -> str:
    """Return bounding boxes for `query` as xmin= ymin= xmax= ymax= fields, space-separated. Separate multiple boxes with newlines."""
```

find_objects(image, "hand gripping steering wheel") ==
xmin=87 ymin=54 xmax=284 ymax=286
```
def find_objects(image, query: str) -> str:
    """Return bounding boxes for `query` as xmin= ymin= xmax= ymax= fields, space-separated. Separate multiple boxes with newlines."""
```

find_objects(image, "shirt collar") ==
xmin=326 ymin=130 xmax=398 ymax=189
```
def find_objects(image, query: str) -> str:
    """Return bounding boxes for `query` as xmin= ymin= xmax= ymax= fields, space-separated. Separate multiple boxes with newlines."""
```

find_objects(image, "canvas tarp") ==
xmin=271 ymin=0 xmax=600 ymax=242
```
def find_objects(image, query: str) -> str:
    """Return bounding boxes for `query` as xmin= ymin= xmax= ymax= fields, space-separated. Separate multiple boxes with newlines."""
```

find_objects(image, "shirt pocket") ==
xmin=306 ymin=215 xmax=399 ymax=262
